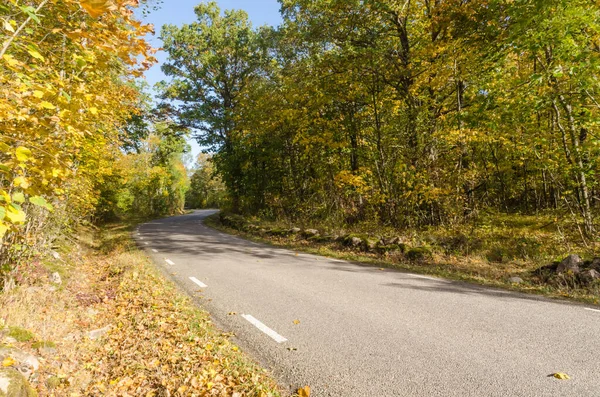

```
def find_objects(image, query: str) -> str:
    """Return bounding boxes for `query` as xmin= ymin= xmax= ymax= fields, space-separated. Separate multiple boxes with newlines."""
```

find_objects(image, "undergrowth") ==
xmin=206 ymin=212 xmax=600 ymax=305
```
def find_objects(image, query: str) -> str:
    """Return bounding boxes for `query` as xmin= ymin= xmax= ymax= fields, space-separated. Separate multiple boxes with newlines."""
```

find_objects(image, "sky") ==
xmin=138 ymin=0 xmax=283 ymax=159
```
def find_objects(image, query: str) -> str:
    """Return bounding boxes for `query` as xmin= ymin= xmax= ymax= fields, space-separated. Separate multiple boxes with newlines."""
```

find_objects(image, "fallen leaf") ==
xmin=293 ymin=319 xmax=300 ymax=325
xmin=551 ymin=372 xmax=570 ymax=380
xmin=228 ymin=312 xmax=237 ymax=315
xmin=298 ymin=385 xmax=311 ymax=397
xmin=2 ymin=357 xmax=15 ymax=367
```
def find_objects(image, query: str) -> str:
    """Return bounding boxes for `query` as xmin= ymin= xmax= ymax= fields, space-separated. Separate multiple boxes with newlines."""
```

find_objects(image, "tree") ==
xmin=160 ymin=1 xmax=264 ymax=210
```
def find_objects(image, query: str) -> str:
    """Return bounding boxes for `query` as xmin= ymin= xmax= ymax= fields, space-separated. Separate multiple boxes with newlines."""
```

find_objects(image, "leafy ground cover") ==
xmin=0 ymin=221 xmax=280 ymax=396
xmin=207 ymin=212 xmax=600 ymax=305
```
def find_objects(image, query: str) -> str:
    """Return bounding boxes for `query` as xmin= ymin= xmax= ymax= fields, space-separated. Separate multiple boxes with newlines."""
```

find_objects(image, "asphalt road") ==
xmin=136 ymin=210 xmax=600 ymax=396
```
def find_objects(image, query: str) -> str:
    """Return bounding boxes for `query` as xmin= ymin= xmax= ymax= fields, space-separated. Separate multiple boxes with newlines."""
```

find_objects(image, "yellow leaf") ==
xmin=33 ymin=90 xmax=44 ymax=99
xmin=89 ymin=107 xmax=98 ymax=115
xmin=3 ymin=20 xmax=15 ymax=33
xmin=293 ymin=319 xmax=300 ymax=325
xmin=5 ymin=206 xmax=26 ymax=224
xmin=39 ymin=101 xmax=56 ymax=110
xmin=80 ymin=0 xmax=114 ymax=18
xmin=27 ymin=46 xmax=45 ymax=62
xmin=298 ymin=386 xmax=311 ymax=397
xmin=206 ymin=382 xmax=214 ymax=389
xmin=2 ymin=357 xmax=15 ymax=367
xmin=14 ymin=177 xmax=30 ymax=189
xmin=2 ymin=54 xmax=20 ymax=67
xmin=552 ymin=373 xmax=570 ymax=380
xmin=15 ymin=146 xmax=32 ymax=162
xmin=0 ymin=223 xmax=8 ymax=238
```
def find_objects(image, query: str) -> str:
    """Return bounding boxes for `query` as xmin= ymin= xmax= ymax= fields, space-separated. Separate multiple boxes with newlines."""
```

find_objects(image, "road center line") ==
xmin=144 ymin=242 xmax=149 ymax=245
xmin=152 ymin=249 xmax=158 ymax=253
xmin=585 ymin=308 xmax=600 ymax=313
xmin=189 ymin=277 xmax=207 ymax=288
xmin=241 ymin=314 xmax=287 ymax=344
xmin=165 ymin=259 xmax=175 ymax=266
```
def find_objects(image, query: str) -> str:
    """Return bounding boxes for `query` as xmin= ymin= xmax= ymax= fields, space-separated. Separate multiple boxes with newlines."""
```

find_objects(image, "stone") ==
xmin=51 ymin=251 xmax=60 ymax=260
xmin=557 ymin=254 xmax=582 ymax=274
xmin=0 ymin=349 xmax=39 ymax=372
xmin=0 ymin=368 xmax=37 ymax=397
xmin=302 ymin=229 xmax=319 ymax=238
xmin=508 ymin=276 xmax=524 ymax=284
xmin=290 ymin=227 xmax=301 ymax=234
xmin=349 ymin=237 xmax=363 ymax=247
xmin=0 ymin=349 xmax=39 ymax=380
xmin=590 ymin=258 xmax=600 ymax=271
xmin=580 ymin=269 xmax=600 ymax=284
xmin=49 ymin=272 xmax=62 ymax=285
xmin=88 ymin=325 xmax=112 ymax=341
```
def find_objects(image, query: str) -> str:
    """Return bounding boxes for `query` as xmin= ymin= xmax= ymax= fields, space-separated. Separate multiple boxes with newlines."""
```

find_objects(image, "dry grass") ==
xmin=0 ymin=222 xmax=280 ymax=396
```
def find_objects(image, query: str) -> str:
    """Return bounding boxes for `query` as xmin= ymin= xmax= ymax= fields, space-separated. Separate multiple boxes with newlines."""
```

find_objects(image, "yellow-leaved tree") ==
xmin=0 ymin=0 xmax=155 ymax=286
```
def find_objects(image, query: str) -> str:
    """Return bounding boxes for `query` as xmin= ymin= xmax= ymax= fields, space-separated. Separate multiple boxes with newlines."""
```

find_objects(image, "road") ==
xmin=136 ymin=210 xmax=600 ymax=396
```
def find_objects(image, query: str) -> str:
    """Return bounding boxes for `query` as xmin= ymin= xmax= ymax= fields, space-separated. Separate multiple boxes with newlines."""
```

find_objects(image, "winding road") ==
xmin=135 ymin=210 xmax=600 ymax=396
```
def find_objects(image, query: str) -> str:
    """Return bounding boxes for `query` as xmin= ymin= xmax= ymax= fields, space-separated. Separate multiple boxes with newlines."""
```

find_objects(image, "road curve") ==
xmin=136 ymin=210 xmax=600 ymax=397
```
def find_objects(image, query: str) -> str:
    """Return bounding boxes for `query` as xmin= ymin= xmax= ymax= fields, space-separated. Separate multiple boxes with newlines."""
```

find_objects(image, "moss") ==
xmin=7 ymin=326 xmax=35 ymax=342
xmin=405 ymin=246 xmax=433 ymax=261
xmin=308 ymin=235 xmax=333 ymax=243
xmin=31 ymin=341 xmax=56 ymax=349
xmin=45 ymin=375 xmax=62 ymax=390
xmin=267 ymin=228 xmax=289 ymax=237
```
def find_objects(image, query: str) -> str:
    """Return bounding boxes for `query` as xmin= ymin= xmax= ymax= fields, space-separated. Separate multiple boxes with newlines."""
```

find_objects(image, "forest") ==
xmin=160 ymin=0 xmax=600 ymax=241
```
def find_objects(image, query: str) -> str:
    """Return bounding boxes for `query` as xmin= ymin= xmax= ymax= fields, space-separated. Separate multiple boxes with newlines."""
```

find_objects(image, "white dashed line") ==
xmin=165 ymin=259 xmax=175 ymax=266
xmin=144 ymin=242 xmax=149 ymax=245
xmin=152 ymin=249 xmax=158 ymax=253
xmin=140 ymin=237 xmax=144 ymax=240
xmin=241 ymin=314 xmax=287 ymax=344
xmin=410 ymin=274 xmax=440 ymax=281
xmin=585 ymin=308 xmax=600 ymax=313
xmin=189 ymin=277 xmax=207 ymax=288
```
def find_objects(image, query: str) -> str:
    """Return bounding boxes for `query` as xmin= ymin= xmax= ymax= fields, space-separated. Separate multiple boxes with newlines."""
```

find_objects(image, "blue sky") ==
xmin=139 ymin=1 xmax=283 ymax=159
xmin=142 ymin=0 xmax=282 ymax=88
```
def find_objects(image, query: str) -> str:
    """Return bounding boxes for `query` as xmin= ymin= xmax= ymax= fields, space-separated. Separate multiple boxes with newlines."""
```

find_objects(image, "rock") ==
xmin=302 ymin=229 xmax=319 ymax=238
xmin=51 ymin=251 xmax=60 ymax=260
xmin=580 ymin=269 xmax=600 ymax=284
xmin=508 ymin=276 xmax=524 ymax=284
xmin=557 ymin=254 xmax=582 ymax=274
xmin=0 ymin=368 xmax=37 ymax=397
xmin=381 ymin=237 xmax=401 ymax=246
xmin=49 ymin=272 xmax=62 ymax=285
xmin=88 ymin=325 xmax=112 ymax=341
xmin=589 ymin=258 xmax=600 ymax=271
xmin=349 ymin=237 xmax=363 ymax=247
xmin=0 ymin=349 xmax=39 ymax=380
xmin=290 ymin=227 xmax=301 ymax=234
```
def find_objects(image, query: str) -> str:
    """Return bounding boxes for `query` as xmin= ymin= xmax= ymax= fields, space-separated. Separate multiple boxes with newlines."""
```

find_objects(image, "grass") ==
xmin=206 ymin=212 xmax=600 ymax=305
xmin=0 ymin=218 xmax=281 ymax=396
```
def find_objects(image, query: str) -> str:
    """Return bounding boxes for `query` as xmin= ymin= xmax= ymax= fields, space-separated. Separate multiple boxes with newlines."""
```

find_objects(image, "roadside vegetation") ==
xmin=209 ymin=212 xmax=600 ymax=305
xmin=0 ymin=221 xmax=280 ymax=396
